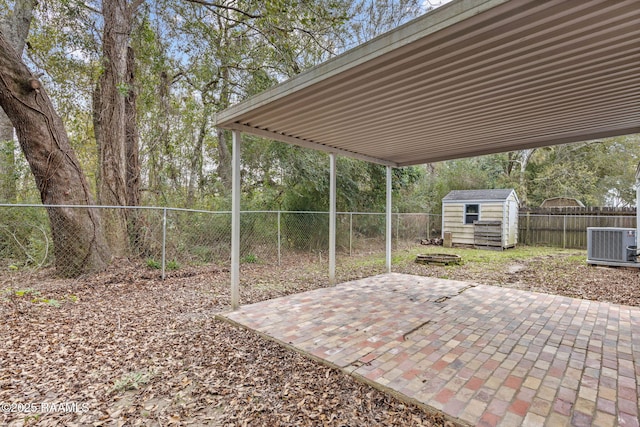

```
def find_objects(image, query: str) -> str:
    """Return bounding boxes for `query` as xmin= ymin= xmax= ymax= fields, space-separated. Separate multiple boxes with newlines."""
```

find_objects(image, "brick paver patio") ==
xmin=220 ymin=273 xmax=640 ymax=426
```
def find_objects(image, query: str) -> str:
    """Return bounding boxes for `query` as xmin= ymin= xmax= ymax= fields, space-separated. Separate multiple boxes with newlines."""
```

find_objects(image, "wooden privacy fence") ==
xmin=518 ymin=207 xmax=636 ymax=249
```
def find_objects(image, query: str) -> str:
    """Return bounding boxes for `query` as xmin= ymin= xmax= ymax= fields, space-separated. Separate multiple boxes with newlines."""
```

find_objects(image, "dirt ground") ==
xmin=1 ymin=249 xmax=639 ymax=426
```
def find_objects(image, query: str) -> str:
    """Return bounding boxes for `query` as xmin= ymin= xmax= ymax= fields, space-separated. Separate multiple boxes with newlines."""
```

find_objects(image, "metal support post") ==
xmin=161 ymin=207 xmax=167 ymax=280
xmin=386 ymin=166 xmax=392 ymax=273
xmin=231 ymin=130 xmax=242 ymax=310
xmin=277 ymin=211 xmax=281 ymax=266
xmin=329 ymin=153 xmax=336 ymax=284
xmin=349 ymin=212 xmax=353 ymax=256
xmin=636 ymin=166 xmax=640 ymax=252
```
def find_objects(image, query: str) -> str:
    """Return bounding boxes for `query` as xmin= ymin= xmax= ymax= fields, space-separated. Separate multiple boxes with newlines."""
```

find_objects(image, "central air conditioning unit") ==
xmin=587 ymin=227 xmax=639 ymax=267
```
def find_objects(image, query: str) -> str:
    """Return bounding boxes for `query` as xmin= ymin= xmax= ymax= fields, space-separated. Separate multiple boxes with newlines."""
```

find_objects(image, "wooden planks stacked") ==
xmin=415 ymin=254 xmax=462 ymax=266
xmin=474 ymin=221 xmax=504 ymax=250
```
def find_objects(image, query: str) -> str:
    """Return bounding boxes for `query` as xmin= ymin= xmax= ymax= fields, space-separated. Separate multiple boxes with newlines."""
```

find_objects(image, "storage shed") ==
xmin=442 ymin=189 xmax=519 ymax=249
xmin=540 ymin=197 xmax=585 ymax=208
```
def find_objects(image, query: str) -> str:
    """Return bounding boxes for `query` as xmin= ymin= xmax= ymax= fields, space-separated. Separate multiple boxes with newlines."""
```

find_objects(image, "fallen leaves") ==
xmin=0 ymin=256 xmax=449 ymax=426
xmin=2 ymin=250 xmax=634 ymax=426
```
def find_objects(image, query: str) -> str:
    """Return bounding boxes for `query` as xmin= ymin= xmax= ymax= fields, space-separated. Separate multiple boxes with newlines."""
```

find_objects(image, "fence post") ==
xmin=277 ymin=211 xmax=281 ymax=266
xmin=396 ymin=213 xmax=400 ymax=248
xmin=161 ymin=207 xmax=167 ymax=280
xmin=526 ymin=212 xmax=530 ymax=245
xmin=563 ymin=215 xmax=567 ymax=249
xmin=345 ymin=212 xmax=350 ymax=256
xmin=426 ymin=214 xmax=430 ymax=240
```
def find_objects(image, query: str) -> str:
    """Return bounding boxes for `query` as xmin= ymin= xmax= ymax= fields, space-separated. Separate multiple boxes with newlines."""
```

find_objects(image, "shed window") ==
xmin=464 ymin=204 xmax=479 ymax=224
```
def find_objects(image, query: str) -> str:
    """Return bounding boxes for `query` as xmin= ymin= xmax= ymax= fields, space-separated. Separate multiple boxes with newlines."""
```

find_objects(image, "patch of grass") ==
xmin=12 ymin=288 xmax=39 ymax=298
xmin=166 ymin=259 xmax=180 ymax=270
xmin=339 ymin=252 xmax=385 ymax=268
xmin=565 ymin=253 xmax=588 ymax=264
xmin=112 ymin=369 xmax=155 ymax=393
xmin=341 ymin=245 xmax=585 ymax=273
xmin=242 ymin=253 xmax=259 ymax=264
xmin=146 ymin=258 xmax=180 ymax=270
xmin=403 ymin=245 xmax=579 ymax=265
xmin=24 ymin=414 xmax=41 ymax=423
xmin=31 ymin=297 xmax=61 ymax=307
xmin=2 ymin=288 xmax=76 ymax=308
xmin=146 ymin=258 xmax=161 ymax=269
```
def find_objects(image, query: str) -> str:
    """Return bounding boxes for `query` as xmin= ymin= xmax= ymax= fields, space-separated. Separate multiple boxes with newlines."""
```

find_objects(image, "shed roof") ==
xmin=443 ymin=189 xmax=515 ymax=202
xmin=215 ymin=0 xmax=640 ymax=167
xmin=541 ymin=197 xmax=585 ymax=207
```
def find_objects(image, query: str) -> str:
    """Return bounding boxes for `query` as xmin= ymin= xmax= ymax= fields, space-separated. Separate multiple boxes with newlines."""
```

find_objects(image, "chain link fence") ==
xmin=0 ymin=205 xmax=442 ymax=277
xmin=6 ymin=204 xmax=637 ymax=277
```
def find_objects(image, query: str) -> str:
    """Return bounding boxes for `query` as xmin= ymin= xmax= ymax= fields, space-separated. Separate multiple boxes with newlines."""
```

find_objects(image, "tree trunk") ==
xmin=94 ymin=0 xmax=140 ymax=255
xmin=0 ymin=0 xmax=37 ymax=202
xmin=0 ymin=111 xmax=16 ymax=202
xmin=186 ymin=114 xmax=206 ymax=207
xmin=216 ymin=68 xmax=232 ymax=190
xmin=0 ymin=31 xmax=111 ymax=277
xmin=148 ymin=70 xmax=170 ymax=198
xmin=125 ymin=46 xmax=140 ymax=208
xmin=124 ymin=45 xmax=147 ymax=252
xmin=518 ymin=148 xmax=535 ymax=206
xmin=216 ymin=127 xmax=232 ymax=190
xmin=507 ymin=148 xmax=535 ymax=205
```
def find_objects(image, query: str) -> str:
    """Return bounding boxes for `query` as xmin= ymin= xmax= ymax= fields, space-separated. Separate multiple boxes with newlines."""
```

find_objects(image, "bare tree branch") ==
xmin=130 ymin=0 xmax=147 ymax=12
xmin=185 ymin=0 xmax=262 ymax=19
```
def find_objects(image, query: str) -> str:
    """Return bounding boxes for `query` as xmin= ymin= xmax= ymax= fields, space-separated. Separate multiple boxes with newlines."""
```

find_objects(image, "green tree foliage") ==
xmin=412 ymin=135 xmax=640 ymax=211
xmin=25 ymin=1 xmax=102 ymax=198
xmin=237 ymin=139 xmax=424 ymax=213
xmin=6 ymin=0 xmax=639 ymax=220
xmin=525 ymin=136 xmax=640 ymax=207
xmin=135 ymin=0 xmax=354 ymax=205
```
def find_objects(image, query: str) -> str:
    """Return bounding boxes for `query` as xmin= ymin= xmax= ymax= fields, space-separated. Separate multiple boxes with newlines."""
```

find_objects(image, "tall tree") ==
xmin=0 ymin=30 xmax=111 ymax=277
xmin=0 ymin=0 xmax=37 ymax=202
xmin=93 ymin=0 xmax=144 ymax=254
xmin=506 ymin=148 xmax=535 ymax=205
xmin=19 ymin=0 xmax=438 ymax=217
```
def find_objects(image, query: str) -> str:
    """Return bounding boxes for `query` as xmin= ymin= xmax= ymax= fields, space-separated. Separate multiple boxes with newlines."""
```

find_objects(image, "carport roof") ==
xmin=215 ymin=0 xmax=640 ymax=167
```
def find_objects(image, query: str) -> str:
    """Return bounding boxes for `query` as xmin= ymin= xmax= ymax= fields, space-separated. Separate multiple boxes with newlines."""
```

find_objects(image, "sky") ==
xmin=423 ymin=0 xmax=454 ymax=10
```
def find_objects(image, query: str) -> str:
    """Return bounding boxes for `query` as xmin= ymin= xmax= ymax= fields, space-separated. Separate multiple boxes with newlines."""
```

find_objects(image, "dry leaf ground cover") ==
xmin=1 ymin=246 xmax=639 ymax=426
xmin=391 ymin=246 xmax=640 ymax=307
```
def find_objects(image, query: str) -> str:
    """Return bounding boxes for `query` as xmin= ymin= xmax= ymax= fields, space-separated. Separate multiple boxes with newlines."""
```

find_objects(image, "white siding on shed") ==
xmin=505 ymin=194 xmax=519 ymax=247
xmin=442 ymin=189 xmax=519 ymax=248
xmin=443 ymin=204 xmax=474 ymax=245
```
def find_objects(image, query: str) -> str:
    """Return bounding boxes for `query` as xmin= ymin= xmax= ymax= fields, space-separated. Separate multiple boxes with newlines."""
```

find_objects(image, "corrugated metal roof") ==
xmin=442 ymin=188 xmax=515 ymax=202
xmin=215 ymin=0 xmax=640 ymax=167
